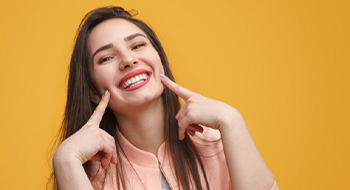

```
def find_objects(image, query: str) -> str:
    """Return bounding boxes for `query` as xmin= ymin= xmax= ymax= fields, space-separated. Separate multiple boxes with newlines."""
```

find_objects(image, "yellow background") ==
xmin=0 ymin=0 xmax=349 ymax=189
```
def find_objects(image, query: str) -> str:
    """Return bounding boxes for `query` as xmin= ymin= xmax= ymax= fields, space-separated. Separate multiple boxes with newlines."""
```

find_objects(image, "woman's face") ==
xmin=88 ymin=18 xmax=165 ymax=114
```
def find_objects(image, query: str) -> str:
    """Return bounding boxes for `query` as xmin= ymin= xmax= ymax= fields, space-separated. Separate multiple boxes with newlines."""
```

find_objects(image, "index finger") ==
xmin=87 ymin=90 xmax=110 ymax=125
xmin=160 ymin=74 xmax=193 ymax=101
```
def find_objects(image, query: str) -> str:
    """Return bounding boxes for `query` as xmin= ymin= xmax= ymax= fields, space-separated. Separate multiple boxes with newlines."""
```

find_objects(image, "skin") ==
xmin=89 ymin=19 xmax=166 ymax=154
xmin=53 ymin=18 xmax=275 ymax=190
xmin=160 ymin=76 xmax=275 ymax=190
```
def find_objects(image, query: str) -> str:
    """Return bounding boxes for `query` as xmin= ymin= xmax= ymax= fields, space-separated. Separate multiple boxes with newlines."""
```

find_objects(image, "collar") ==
xmin=117 ymin=129 xmax=167 ymax=168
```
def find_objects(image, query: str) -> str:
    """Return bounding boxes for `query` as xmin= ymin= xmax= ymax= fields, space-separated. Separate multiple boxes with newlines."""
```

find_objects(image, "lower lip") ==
xmin=119 ymin=75 xmax=151 ymax=91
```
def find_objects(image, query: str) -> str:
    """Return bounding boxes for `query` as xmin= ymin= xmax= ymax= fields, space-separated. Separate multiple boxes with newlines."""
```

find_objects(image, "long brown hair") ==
xmin=48 ymin=6 xmax=210 ymax=190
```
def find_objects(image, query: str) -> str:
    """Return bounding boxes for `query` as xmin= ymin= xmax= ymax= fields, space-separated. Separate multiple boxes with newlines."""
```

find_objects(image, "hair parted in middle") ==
xmin=52 ymin=6 xmax=210 ymax=190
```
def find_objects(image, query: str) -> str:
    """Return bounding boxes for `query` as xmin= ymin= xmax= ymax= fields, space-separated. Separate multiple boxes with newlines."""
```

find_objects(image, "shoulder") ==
xmin=190 ymin=126 xmax=224 ymax=157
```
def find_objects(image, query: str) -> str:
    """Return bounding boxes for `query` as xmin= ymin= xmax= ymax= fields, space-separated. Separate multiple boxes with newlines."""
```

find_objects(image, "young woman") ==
xmin=51 ymin=6 xmax=278 ymax=190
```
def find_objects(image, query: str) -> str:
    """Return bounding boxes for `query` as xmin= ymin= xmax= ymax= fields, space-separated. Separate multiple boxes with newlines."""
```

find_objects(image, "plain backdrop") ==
xmin=0 ymin=0 xmax=349 ymax=189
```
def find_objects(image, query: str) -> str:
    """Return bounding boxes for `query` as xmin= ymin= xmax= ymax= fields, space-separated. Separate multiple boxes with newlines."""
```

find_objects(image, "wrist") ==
xmin=218 ymin=106 xmax=245 ymax=133
xmin=53 ymin=147 xmax=94 ymax=190
xmin=53 ymin=147 xmax=81 ymax=170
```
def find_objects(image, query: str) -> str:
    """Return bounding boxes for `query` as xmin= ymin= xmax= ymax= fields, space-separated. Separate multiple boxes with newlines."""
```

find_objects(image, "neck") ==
xmin=114 ymin=98 xmax=165 ymax=155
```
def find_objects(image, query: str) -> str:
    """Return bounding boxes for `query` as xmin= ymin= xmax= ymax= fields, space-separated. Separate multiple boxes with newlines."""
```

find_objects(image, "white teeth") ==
xmin=121 ymin=73 xmax=149 ymax=89
xmin=129 ymin=80 xmax=143 ymax=88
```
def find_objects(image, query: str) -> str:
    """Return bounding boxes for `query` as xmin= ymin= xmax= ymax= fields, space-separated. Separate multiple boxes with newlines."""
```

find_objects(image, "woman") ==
xmin=51 ymin=6 xmax=278 ymax=190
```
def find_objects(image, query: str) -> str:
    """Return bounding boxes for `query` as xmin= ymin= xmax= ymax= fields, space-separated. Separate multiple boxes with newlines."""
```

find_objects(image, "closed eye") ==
xmin=98 ymin=56 xmax=114 ymax=64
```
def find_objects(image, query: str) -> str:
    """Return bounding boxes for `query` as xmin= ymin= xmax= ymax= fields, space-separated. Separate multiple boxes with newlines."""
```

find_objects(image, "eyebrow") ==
xmin=91 ymin=43 xmax=114 ymax=62
xmin=124 ymin=33 xmax=147 ymax=42
xmin=91 ymin=33 xmax=147 ymax=62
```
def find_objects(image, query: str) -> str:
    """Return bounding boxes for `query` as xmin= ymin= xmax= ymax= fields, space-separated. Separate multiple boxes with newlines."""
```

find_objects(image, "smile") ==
xmin=118 ymin=69 xmax=152 ymax=91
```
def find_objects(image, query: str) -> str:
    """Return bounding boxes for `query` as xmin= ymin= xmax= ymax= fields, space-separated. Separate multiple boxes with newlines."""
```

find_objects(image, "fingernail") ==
xmin=104 ymin=89 xmax=109 ymax=96
xmin=160 ymin=73 xmax=165 ymax=78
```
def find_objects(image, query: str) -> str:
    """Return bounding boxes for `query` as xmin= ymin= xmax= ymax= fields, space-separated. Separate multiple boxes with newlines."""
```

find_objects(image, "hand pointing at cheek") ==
xmin=54 ymin=90 xmax=117 ymax=169
xmin=160 ymin=74 xmax=238 ymax=140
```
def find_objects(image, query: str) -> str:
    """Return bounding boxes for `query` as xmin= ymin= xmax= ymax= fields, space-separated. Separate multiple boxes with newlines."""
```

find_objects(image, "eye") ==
xmin=132 ymin=43 xmax=146 ymax=50
xmin=98 ymin=56 xmax=114 ymax=64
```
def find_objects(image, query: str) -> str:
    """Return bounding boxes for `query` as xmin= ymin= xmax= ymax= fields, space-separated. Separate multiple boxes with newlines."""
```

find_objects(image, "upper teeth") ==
xmin=121 ymin=73 xmax=149 ymax=89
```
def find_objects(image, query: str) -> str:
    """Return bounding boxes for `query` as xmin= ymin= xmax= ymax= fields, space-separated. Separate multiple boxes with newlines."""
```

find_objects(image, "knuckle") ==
xmin=100 ymin=130 xmax=115 ymax=144
xmin=192 ymin=93 xmax=201 ymax=100
xmin=95 ymin=130 xmax=104 ymax=139
xmin=108 ymin=135 xmax=115 ymax=144
xmin=186 ymin=111 xmax=192 ymax=118
xmin=105 ymin=147 xmax=113 ymax=154
xmin=186 ymin=112 xmax=195 ymax=120
xmin=187 ymin=96 xmax=195 ymax=103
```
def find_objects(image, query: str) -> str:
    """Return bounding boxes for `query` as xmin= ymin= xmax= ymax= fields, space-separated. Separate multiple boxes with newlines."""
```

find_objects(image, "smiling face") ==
xmin=88 ymin=18 xmax=165 ymax=114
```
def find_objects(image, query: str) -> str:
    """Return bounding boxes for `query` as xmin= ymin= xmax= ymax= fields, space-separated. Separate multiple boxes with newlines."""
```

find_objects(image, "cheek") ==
xmin=141 ymin=48 xmax=164 ymax=72
xmin=92 ymin=67 xmax=116 ymax=93
xmin=152 ymin=55 xmax=165 ymax=74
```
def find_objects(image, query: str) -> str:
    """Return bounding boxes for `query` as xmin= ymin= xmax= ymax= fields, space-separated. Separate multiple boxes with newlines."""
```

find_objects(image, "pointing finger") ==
xmin=87 ymin=90 xmax=110 ymax=125
xmin=160 ymin=74 xmax=193 ymax=101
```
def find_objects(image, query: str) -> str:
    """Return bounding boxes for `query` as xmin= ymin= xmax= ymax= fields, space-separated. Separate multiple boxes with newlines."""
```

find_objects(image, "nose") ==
xmin=119 ymin=52 xmax=138 ymax=70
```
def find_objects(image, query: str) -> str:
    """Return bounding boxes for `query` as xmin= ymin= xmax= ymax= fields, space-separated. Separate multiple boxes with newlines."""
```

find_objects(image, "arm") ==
xmin=53 ymin=152 xmax=93 ymax=190
xmin=219 ymin=107 xmax=275 ymax=190
xmin=160 ymin=75 xmax=276 ymax=190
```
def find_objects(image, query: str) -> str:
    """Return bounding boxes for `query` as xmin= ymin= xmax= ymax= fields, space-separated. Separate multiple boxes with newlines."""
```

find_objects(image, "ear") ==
xmin=89 ymin=88 xmax=101 ymax=104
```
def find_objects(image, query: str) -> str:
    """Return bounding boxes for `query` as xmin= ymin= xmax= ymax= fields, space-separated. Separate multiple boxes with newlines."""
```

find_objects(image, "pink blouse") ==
xmin=89 ymin=127 xmax=279 ymax=190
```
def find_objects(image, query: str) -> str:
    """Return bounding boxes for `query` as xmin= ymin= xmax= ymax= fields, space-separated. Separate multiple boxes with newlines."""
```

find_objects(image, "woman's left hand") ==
xmin=160 ymin=74 xmax=237 ymax=140
xmin=161 ymin=75 xmax=277 ymax=189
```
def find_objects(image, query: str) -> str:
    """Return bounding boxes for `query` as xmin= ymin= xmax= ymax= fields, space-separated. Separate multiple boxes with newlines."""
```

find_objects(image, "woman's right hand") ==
xmin=53 ymin=90 xmax=116 ymax=169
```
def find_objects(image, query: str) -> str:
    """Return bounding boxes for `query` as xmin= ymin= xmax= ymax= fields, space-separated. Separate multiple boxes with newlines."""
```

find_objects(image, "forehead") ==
xmin=88 ymin=18 xmax=146 ymax=52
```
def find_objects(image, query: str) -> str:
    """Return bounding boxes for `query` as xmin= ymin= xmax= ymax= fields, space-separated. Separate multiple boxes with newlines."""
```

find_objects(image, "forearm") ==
xmin=53 ymin=152 xmax=93 ymax=190
xmin=219 ymin=108 xmax=275 ymax=190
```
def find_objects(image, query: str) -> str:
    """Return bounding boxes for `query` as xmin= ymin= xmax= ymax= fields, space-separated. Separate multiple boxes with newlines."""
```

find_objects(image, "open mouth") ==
xmin=120 ymin=73 xmax=149 ymax=89
xmin=118 ymin=69 xmax=152 ymax=91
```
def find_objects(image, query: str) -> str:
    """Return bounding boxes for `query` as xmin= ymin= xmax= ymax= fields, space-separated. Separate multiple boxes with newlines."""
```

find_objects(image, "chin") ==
xmin=132 ymin=91 xmax=163 ymax=106
xmin=113 ymin=91 xmax=163 ymax=113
